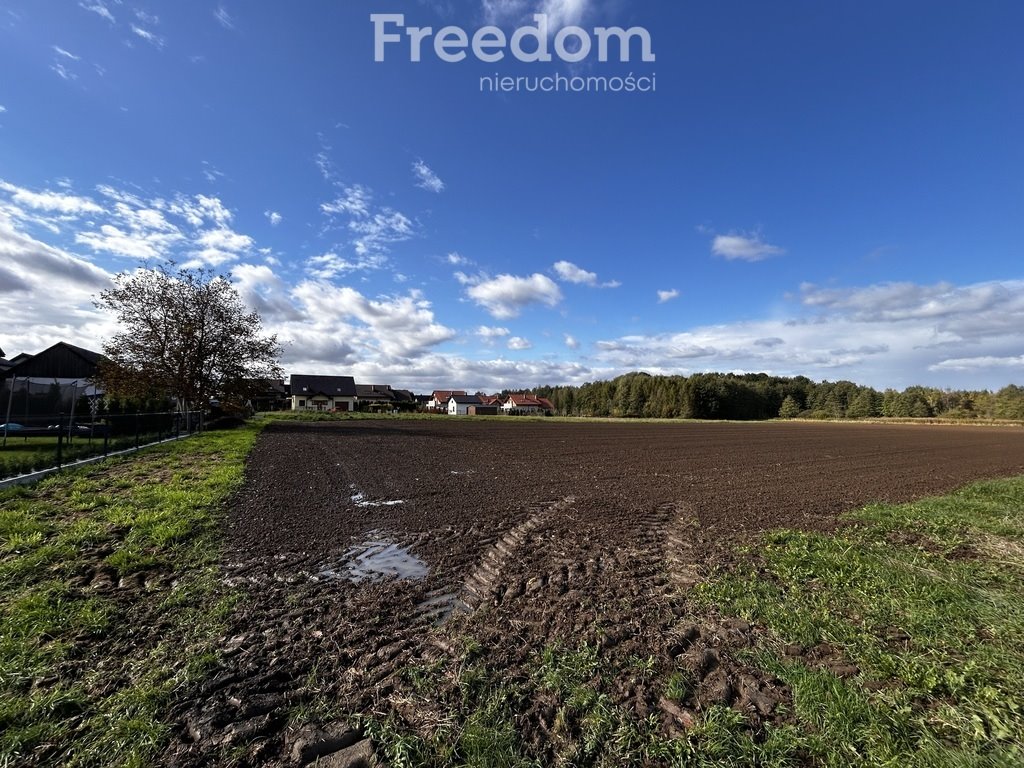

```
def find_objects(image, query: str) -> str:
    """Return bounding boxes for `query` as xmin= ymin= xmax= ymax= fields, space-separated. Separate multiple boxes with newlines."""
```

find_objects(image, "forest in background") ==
xmin=531 ymin=373 xmax=1024 ymax=421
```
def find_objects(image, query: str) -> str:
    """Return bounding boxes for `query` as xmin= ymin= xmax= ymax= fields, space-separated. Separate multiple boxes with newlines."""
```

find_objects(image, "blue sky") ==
xmin=1 ymin=0 xmax=1022 ymax=392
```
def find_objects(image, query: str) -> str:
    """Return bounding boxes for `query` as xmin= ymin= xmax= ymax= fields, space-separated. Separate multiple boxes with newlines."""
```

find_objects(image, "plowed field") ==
xmin=167 ymin=420 xmax=1024 ymax=765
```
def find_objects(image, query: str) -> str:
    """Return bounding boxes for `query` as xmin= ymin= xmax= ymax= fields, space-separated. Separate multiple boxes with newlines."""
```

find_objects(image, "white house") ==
xmin=428 ymin=390 xmax=466 ymax=410
xmin=501 ymin=393 xmax=554 ymax=415
xmin=289 ymin=374 xmax=358 ymax=412
xmin=448 ymin=394 xmax=482 ymax=416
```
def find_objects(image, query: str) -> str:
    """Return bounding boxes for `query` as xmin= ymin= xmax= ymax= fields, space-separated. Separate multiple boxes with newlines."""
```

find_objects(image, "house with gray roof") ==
xmin=289 ymin=374 xmax=357 ymax=412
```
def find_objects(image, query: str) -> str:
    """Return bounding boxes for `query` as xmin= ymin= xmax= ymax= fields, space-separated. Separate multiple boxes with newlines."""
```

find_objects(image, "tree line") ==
xmin=531 ymin=372 xmax=1024 ymax=421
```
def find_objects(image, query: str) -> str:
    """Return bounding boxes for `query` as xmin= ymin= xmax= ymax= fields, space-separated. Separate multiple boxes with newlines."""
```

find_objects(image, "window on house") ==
xmin=299 ymin=399 xmax=306 ymax=407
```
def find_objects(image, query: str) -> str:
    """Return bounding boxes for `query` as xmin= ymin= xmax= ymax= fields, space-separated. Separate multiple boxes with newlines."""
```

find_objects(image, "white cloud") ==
xmin=110 ymin=202 xmax=177 ymax=233
xmin=553 ymin=260 xmax=597 ymax=285
xmin=657 ymin=288 xmax=680 ymax=303
xmin=289 ymin=282 xmax=456 ymax=359
xmin=712 ymin=233 xmax=785 ymax=262
xmin=541 ymin=0 xmax=590 ymax=28
xmin=201 ymin=161 xmax=225 ymax=183
xmin=135 ymin=10 xmax=159 ymax=26
xmin=592 ymin=278 xmax=1024 ymax=390
xmin=0 ymin=214 xmax=114 ymax=355
xmin=564 ymin=334 xmax=580 ymax=350
xmin=214 ymin=6 xmax=235 ymax=30
xmin=169 ymin=194 xmax=233 ymax=227
xmin=305 ymin=252 xmax=387 ymax=279
xmin=230 ymin=263 xmax=301 ymax=321
xmin=483 ymin=0 xmax=591 ymax=28
xmin=65 ymin=188 xmax=255 ymax=266
xmin=465 ymin=273 xmax=563 ymax=319
xmin=930 ymin=355 xmax=1024 ymax=372
xmin=413 ymin=160 xmax=445 ymax=193
xmin=51 ymin=63 xmax=77 ymax=81
xmin=0 ymin=105 xmax=5 ymax=113
xmin=507 ymin=336 xmax=533 ymax=351
xmin=188 ymin=226 xmax=253 ymax=266
xmin=321 ymin=183 xmax=415 ymax=255
xmin=265 ymin=210 xmax=282 ymax=226
xmin=0 ymin=180 xmax=102 ymax=215
xmin=80 ymin=2 xmax=115 ymax=23
xmin=131 ymin=25 xmax=165 ymax=48
xmin=477 ymin=325 xmax=510 ymax=339
xmin=321 ymin=185 xmax=372 ymax=218
xmin=447 ymin=252 xmax=469 ymax=266
xmin=53 ymin=46 xmax=80 ymax=60
xmin=195 ymin=227 xmax=252 ymax=254
xmin=797 ymin=281 xmax=1017 ymax=326
xmin=552 ymin=260 xmax=618 ymax=287
xmin=349 ymin=210 xmax=413 ymax=255
xmin=315 ymin=150 xmax=335 ymax=182
xmin=76 ymin=223 xmax=180 ymax=260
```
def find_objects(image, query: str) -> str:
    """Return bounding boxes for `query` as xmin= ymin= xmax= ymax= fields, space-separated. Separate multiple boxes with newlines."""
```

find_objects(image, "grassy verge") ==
xmin=361 ymin=638 xmax=804 ymax=768
xmin=0 ymin=438 xmax=108 ymax=479
xmin=695 ymin=476 xmax=1024 ymax=767
xmin=360 ymin=477 xmax=1024 ymax=767
xmin=0 ymin=434 xmax=185 ymax=480
xmin=0 ymin=423 xmax=262 ymax=767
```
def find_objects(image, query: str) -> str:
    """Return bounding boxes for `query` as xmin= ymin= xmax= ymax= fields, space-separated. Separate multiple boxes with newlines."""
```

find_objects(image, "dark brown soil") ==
xmin=164 ymin=419 xmax=1024 ymax=766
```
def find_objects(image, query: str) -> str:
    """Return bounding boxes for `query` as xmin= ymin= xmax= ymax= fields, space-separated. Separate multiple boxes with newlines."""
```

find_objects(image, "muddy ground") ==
xmin=164 ymin=420 xmax=1024 ymax=766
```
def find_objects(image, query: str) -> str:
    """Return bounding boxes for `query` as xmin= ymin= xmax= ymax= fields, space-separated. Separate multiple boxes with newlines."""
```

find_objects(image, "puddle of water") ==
xmin=349 ymin=485 xmax=405 ymax=508
xmin=316 ymin=532 xmax=427 ymax=583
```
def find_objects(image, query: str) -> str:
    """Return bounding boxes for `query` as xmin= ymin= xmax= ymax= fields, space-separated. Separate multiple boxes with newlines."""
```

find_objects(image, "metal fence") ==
xmin=0 ymin=410 xmax=205 ymax=481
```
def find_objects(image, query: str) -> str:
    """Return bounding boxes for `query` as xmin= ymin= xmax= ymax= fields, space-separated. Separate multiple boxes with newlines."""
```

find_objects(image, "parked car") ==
xmin=0 ymin=423 xmax=23 ymax=431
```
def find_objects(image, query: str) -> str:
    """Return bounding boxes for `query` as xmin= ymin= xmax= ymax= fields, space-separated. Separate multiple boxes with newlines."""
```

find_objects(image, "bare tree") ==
xmin=95 ymin=262 xmax=282 ymax=410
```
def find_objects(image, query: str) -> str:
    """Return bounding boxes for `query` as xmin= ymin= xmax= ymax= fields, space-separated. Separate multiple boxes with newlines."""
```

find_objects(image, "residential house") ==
xmin=289 ymin=374 xmax=357 ymax=412
xmin=245 ymin=379 xmax=289 ymax=412
xmin=356 ymin=384 xmax=417 ymax=412
xmin=1 ymin=341 xmax=106 ymax=424
xmin=501 ymin=393 xmax=554 ymax=416
xmin=428 ymin=390 xmax=467 ymax=410
xmin=448 ymin=394 xmax=483 ymax=416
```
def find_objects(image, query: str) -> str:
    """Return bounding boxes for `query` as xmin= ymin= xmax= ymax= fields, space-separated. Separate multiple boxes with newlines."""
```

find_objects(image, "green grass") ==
xmin=0 ymin=433 xmax=184 ymax=479
xmin=359 ymin=476 xmax=1024 ymax=767
xmin=695 ymin=475 xmax=1024 ymax=767
xmin=0 ymin=423 xmax=262 ymax=767
xmin=360 ymin=640 xmax=805 ymax=768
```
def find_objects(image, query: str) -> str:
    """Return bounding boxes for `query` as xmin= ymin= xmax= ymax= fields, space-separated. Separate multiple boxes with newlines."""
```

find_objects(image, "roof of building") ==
xmin=432 ymin=389 xmax=467 ymax=400
xmin=3 ymin=342 xmax=104 ymax=379
xmin=391 ymin=389 xmax=415 ymax=403
xmin=356 ymin=384 xmax=395 ymax=401
xmin=449 ymin=394 xmax=483 ymax=405
xmin=244 ymin=378 xmax=287 ymax=394
xmin=505 ymin=393 xmax=554 ymax=410
xmin=290 ymin=374 xmax=357 ymax=398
